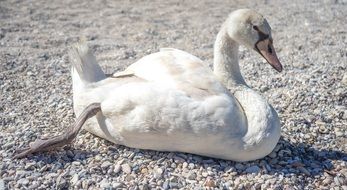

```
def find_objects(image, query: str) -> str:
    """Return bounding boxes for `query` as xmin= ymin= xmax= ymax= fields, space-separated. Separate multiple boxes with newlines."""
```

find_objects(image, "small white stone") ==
xmin=114 ymin=164 xmax=121 ymax=174
xmin=70 ymin=174 xmax=79 ymax=186
xmin=0 ymin=179 xmax=4 ymax=190
xmin=201 ymin=172 xmax=208 ymax=177
xmin=182 ymin=162 xmax=188 ymax=168
xmin=121 ymin=164 xmax=131 ymax=174
xmin=100 ymin=179 xmax=110 ymax=189
xmin=154 ymin=168 xmax=163 ymax=179
xmin=24 ymin=162 xmax=36 ymax=170
xmin=112 ymin=182 xmax=122 ymax=188
xmin=95 ymin=155 xmax=102 ymax=161
xmin=342 ymin=73 xmax=347 ymax=85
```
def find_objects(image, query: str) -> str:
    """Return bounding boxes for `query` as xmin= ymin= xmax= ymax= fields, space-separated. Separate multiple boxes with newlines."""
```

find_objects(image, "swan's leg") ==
xmin=14 ymin=103 xmax=101 ymax=159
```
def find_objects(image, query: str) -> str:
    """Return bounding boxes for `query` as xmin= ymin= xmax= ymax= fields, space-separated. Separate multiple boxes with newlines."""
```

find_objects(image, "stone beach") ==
xmin=0 ymin=0 xmax=346 ymax=189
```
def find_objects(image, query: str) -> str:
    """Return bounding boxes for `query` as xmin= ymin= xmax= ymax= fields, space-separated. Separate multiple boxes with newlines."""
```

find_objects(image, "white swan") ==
xmin=15 ymin=9 xmax=282 ymax=162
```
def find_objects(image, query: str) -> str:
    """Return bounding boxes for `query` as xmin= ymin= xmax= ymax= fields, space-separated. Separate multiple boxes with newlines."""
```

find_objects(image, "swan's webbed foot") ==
xmin=14 ymin=103 xmax=101 ymax=159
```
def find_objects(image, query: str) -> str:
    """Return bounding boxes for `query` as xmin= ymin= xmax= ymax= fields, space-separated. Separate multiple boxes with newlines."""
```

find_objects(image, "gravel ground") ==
xmin=1 ymin=0 xmax=347 ymax=189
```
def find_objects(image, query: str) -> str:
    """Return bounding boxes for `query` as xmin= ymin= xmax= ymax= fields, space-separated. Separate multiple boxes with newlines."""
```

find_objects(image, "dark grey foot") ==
xmin=14 ymin=103 xmax=101 ymax=159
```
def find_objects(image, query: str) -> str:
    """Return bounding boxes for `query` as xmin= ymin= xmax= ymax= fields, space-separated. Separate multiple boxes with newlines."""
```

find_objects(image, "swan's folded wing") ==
xmin=117 ymin=49 xmax=227 ymax=96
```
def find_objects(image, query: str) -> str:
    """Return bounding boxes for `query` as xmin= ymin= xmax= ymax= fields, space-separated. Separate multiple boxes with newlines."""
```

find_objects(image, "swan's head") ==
xmin=225 ymin=9 xmax=283 ymax=72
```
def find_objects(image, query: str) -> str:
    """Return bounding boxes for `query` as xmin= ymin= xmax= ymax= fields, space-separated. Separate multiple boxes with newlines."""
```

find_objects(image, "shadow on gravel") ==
xmin=179 ymin=137 xmax=347 ymax=177
xmin=18 ymin=137 xmax=346 ymax=177
xmin=261 ymin=138 xmax=347 ymax=176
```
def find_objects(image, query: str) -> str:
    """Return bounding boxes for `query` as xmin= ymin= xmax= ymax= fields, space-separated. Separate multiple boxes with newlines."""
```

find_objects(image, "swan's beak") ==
xmin=255 ymin=40 xmax=283 ymax=72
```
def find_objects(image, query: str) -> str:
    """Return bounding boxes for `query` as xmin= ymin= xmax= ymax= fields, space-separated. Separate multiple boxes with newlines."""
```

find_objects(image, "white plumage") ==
xmin=70 ymin=9 xmax=282 ymax=161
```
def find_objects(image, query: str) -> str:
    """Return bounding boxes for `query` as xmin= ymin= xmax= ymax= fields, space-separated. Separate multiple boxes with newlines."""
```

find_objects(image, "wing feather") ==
xmin=118 ymin=49 xmax=227 ymax=97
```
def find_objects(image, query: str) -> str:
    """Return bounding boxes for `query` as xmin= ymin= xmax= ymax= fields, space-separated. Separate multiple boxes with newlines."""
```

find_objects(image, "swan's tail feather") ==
xmin=69 ymin=38 xmax=106 ymax=87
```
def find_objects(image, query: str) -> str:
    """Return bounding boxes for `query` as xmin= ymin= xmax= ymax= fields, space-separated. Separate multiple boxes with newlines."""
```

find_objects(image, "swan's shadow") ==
xmin=144 ymin=137 xmax=346 ymax=177
xmin=28 ymin=137 xmax=346 ymax=177
xmin=251 ymin=138 xmax=347 ymax=176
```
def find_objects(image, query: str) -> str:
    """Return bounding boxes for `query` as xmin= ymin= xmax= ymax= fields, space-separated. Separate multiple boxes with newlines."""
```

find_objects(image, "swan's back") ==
xmin=114 ymin=48 xmax=228 ymax=98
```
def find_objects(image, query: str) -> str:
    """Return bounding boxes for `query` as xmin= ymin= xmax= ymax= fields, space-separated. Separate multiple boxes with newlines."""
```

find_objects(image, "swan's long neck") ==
xmin=213 ymin=25 xmax=246 ymax=87
xmin=233 ymin=89 xmax=281 ymax=161
xmin=213 ymin=25 xmax=281 ymax=160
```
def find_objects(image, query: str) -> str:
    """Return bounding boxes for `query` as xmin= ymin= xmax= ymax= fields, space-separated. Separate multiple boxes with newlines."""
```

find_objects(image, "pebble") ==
xmin=17 ymin=178 xmax=29 ymax=186
xmin=182 ymin=162 xmax=188 ymax=168
xmin=187 ymin=171 xmax=197 ymax=180
xmin=334 ymin=176 xmax=342 ymax=186
xmin=298 ymin=167 xmax=311 ymax=176
xmin=112 ymin=182 xmax=123 ymax=188
xmin=28 ymin=182 xmax=40 ymax=189
xmin=201 ymin=172 xmax=208 ymax=177
xmin=70 ymin=174 xmax=79 ymax=186
xmin=173 ymin=155 xmax=185 ymax=162
xmin=2 ymin=142 xmax=15 ymax=149
xmin=141 ymin=167 xmax=148 ymax=174
xmin=82 ymin=180 xmax=89 ymax=189
xmin=121 ymin=164 xmax=132 ymax=174
xmin=169 ymin=182 xmax=179 ymax=188
xmin=24 ymin=162 xmax=36 ymax=170
xmin=335 ymin=131 xmax=343 ymax=137
xmin=100 ymin=179 xmax=110 ymax=189
xmin=235 ymin=163 xmax=244 ymax=170
xmin=162 ymin=180 xmax=170 ymax=190
xmin=188 ymin=163 xmax=195 ymax=169
xmin=101 ymin=161 xmax=112 ymax=169
xmin=260 ymin=86 xmax=270 ymax=92
xmin=245 ymin=166 xmax=261 ymax=174
xmin=114 ymin=164 xmax=121 ymax=174
xmin=268 ymin=152 xmax=277 ymax=158
xmin=142 ymin=183 xmax=150 ymax=190
xmin=342 ymin=73 xmax=347 ymax=85
xmin=56 ymin=173 xmax=67 ymax=189
xmin=154 ymin=168 xmax=163 ymax=179
xmin=0 ymin=179 xmax=4 ymax=190
xmin=95 ymin=155 xmax=103 ymax=161
xmin=72 ymin=161 xmax=81 ymax=166
xmin=204 ymin=178 xmax=215 ymax=188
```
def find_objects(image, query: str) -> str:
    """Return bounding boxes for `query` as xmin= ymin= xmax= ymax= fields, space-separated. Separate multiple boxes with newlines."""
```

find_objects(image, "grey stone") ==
xmin=245 ymin=165 xmax=261 ymax=174
xmin=17 ymin=178 xmax=29 ymax=186
xmin=101 ymin=161 xmax=113 ymax=170
xmin=187 ymin=171 xmax=197 ymax=180
xmin=163 ymin=180 xmax=169 ymax=190
xmin=169 ymin=182 xmax=179 ymax=189
xmin=235 ymin=163 xmax=244 ymax=170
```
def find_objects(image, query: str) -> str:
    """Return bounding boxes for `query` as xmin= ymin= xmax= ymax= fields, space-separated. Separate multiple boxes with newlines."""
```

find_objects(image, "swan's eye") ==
xmin=253 ymin=25 xmax=259 ymax=31
xmin=268 ymin=45 xmax=273 ymax=54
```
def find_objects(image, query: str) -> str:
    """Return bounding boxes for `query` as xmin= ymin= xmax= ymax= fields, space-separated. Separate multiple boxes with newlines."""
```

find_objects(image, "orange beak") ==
xmin=255 ymin=39 xmax=283 ymax=72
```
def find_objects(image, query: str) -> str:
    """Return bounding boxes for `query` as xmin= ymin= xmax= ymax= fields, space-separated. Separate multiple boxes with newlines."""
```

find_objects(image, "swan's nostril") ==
xmin=268 ymin=45 xmax=273 ymax=54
